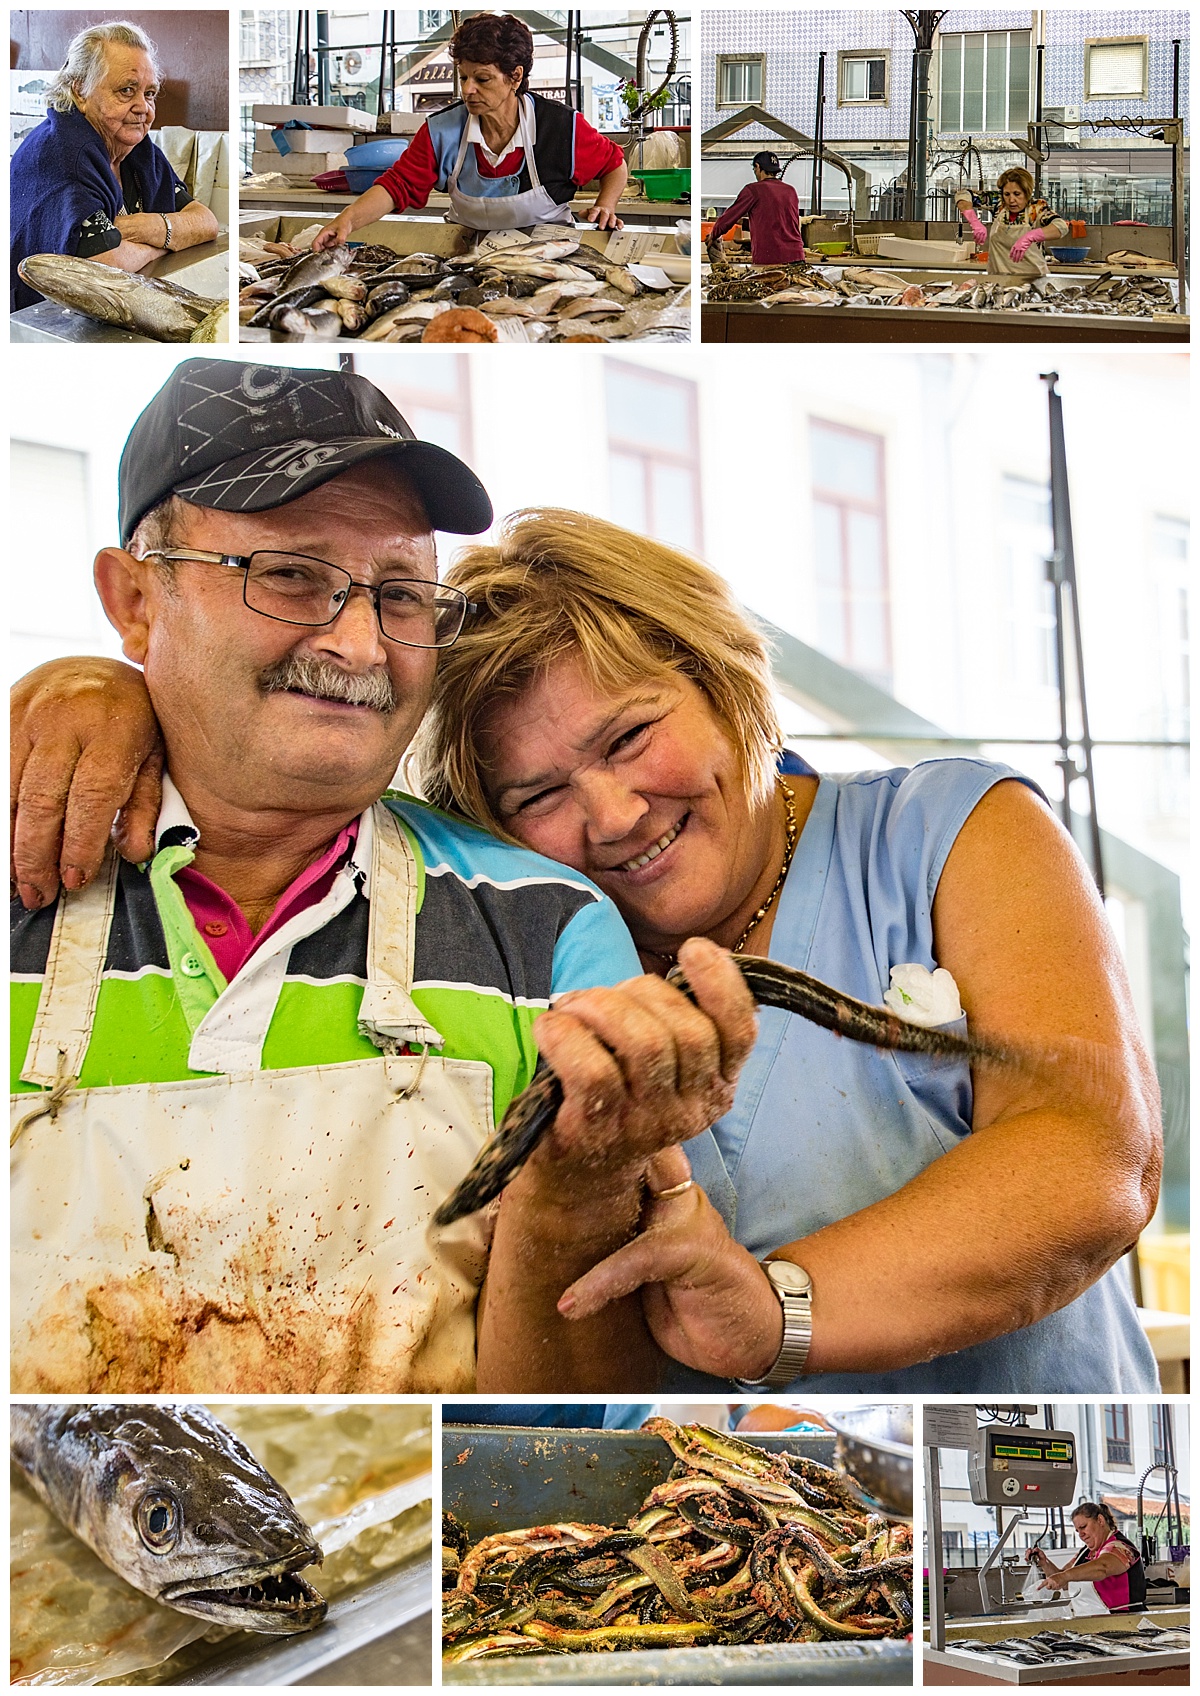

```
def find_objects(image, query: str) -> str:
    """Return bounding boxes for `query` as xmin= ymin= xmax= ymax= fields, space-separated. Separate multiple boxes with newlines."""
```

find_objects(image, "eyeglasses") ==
xmin=141 ymin=550 xmax=476 ymax=649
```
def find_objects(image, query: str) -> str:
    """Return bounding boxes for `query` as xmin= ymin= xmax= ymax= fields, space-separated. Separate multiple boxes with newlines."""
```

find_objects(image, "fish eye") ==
xmin=136 ymin=1489 xmax=182 ymax=1552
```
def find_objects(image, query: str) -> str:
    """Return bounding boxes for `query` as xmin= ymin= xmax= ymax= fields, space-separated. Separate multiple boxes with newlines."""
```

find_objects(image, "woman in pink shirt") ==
xmin=706 ymin=151 xmax=806 ymax=267
xmin=1029 ymin=1501 xmax=1147 ymax=1612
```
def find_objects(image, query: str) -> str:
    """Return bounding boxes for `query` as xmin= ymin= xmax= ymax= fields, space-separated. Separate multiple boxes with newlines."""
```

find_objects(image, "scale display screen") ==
xmin=968 ymin=1427 xmax=1078 ymax=1506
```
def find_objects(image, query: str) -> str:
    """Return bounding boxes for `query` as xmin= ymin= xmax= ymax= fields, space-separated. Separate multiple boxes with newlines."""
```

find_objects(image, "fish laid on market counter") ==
xmin=16 ymin=253 xmax=225 ymax=342
xmin=11 ymin=1403 xmax=327 ymax=1635
xmin=442 ymin=1418 xmax=913 ymax=1661
xmin=704 ymin=257 xmax=1179 ymax=317
xmin=238 ymin=226 xmax=689 ymax=344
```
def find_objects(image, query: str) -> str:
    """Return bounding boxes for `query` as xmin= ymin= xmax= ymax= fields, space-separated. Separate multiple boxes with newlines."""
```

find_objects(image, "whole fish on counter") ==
xmin=11 ymin=1403 xmax=328 ymax=1635
xmin=18 ymin=253 xmax=225 ymax=341
xmin=236 ymin=229 xmax=688 ymax=343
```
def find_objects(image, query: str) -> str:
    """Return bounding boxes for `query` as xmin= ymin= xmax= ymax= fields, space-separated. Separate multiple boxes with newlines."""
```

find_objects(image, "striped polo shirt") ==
xmin=11 ymin=790 xmax=641 ymax=1122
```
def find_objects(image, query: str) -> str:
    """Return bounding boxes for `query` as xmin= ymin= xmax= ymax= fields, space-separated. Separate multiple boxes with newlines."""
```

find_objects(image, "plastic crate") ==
xmin=631 ymin=167 xmax=690 ymax=202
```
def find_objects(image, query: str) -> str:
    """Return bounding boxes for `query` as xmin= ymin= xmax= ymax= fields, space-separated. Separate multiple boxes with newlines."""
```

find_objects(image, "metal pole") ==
xmin=1033 ymin=43 xmax=1045 ymax=198
xmin=913 ymin=47 xmax=931 ymax=222
xmin=811 ymin=51 xmax=826 ymax=214
xmin=316 ymin=12 xmax=330 ymax=106
xmin=376 ymin=10 xmax=387 ymax=117
xmin=563 ymin=12 xmax=572 ymax=112
xmin=291 ymin=11 xmax=306 ymax=103
xmin=1171 ymin=42 xmax=1185 ymax=314
xmin=905 ymin=53 xmax=918 ymax=218
xmin=1040 ymin=371 xmax=1105 ymax=896
xmin=926 ymin=1445 xmax=946 ymax=1653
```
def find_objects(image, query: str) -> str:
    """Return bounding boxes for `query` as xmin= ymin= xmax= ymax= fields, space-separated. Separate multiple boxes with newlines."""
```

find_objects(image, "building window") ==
xmin=838 ymin=51 xmax=888 ymax=106
xmin=605 ymin=362 xmax=702 ymax=555
xmin=1085 ymin=38 xmax=1148 ymax=100
xmin=1000 ymin=476 xmax=1056 ymax=692
xmin=1103 ymin=1405 xmax=1132 ymax=1468
xmin=355 ymin=350 xmax=473 ymax=467
xmin=1152 ymin=1405 xmax=1172 ymax=1469
xmin=809 ymin=421 xmax=892 ymax=692
xmin=937 ymin=30 xmax=1031 ymax=133
xmin=717 ymin=54 xmax=764 ymax=108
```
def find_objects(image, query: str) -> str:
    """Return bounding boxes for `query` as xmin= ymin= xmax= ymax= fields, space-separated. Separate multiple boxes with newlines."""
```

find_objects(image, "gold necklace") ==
xmin=731 ymin=776 xmax=799 ymax=955
xmin=643 ymin=776 xmax=800 ymax=966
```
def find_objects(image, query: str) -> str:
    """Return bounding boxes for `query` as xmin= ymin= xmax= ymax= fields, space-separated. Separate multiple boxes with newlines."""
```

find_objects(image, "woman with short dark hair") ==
xmin=706 ymin=150 xmax=806 ymax=266
xmin=312 ymin=12 xmax=628 ymax=243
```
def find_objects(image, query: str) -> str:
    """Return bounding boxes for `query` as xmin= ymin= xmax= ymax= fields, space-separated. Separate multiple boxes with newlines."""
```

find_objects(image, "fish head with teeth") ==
xmin=96 ymin=461 xmax=441 ymax=825
xmin=479 ymin=651 xmax=800 ymax=958
xmin=43 ymin=1404 xmax=327 ymax=1633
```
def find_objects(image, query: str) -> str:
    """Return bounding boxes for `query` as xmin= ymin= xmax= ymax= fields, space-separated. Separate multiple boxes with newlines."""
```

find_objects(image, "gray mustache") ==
xmin=259 ymin=654 xmax=397 ymax=713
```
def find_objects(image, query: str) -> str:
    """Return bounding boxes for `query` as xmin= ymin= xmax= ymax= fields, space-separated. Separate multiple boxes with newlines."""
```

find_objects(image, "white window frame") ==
xmin=1084 ymin=37 xmax=1149 ymax=101
xmin=936 ymin=29 xmax=1032 ymax=135
xmin=716 ymin=53 xmax=765 ymax=110
xmin=837 ymin=50 xmax=889 ymax=107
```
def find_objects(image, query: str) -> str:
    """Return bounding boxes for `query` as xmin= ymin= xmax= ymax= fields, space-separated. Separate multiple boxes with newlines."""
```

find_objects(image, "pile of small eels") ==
xmin=442 ymin=1418 xmax=913 ymax=1662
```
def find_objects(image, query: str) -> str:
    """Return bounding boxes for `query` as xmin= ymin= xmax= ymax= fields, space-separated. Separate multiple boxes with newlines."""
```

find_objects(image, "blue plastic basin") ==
xmin=1050 ymin=245 xmax=1090 ymax=263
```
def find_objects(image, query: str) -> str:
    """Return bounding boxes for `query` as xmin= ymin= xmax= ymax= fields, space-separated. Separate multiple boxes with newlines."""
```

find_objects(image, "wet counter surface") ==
xmin=10 ymin=235 xmax=229 ymax=343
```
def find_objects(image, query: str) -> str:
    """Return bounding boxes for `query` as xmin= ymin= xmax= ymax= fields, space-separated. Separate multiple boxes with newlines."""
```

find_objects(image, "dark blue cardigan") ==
xmin=11 ymin=106 xmax=188 ymax=310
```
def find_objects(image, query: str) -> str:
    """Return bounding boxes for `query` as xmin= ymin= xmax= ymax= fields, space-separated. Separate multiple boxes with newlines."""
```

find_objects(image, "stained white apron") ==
xmin=447 ymin=96 xmax=572 ymax=229
xmin=11 ymin=803 xmax=494 ymax=1394
xmin=988 ymin=212 xmax=1050 ymax=277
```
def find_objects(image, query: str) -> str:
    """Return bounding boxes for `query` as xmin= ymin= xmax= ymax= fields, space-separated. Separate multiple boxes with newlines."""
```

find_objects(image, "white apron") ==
xmin=447 ymin=96 xmax=573 ymax=229
xmin=11 ymin=803 xmax=494 ymax=1394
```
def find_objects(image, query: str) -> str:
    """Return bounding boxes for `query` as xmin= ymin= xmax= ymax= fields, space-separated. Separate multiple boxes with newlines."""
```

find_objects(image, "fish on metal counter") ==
xmin=16 ymin=254 xmax=223 ymax=342
xmin=11 ymin=1403 xmax=328 ymax=1634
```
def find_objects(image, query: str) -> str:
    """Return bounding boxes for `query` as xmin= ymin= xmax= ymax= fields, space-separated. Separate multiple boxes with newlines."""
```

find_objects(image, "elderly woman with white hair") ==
xmin=10 ymin=19 xmax=218 ymax=311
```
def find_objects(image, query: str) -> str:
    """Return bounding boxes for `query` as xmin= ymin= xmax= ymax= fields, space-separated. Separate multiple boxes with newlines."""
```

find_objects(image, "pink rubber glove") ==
xmin=957 ymin=199 xmax=988 ymax=244
xmin=1010 ymin=227 xmax=1049 ymax=263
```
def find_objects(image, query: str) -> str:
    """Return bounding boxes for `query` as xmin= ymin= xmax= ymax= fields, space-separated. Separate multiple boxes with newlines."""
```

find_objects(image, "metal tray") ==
xmin=826 ymin=1404 xmax=913 ymax=1519
xmin=177 ymin=1554 xmax=432 ymax=1686
xmin=442 ymin=1426 xmax=913 ymax=1686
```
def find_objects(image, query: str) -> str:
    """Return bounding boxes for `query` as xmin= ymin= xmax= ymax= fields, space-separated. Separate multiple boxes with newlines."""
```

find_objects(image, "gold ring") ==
xmin=648 ymin=1178 xmax=695 ymax=1200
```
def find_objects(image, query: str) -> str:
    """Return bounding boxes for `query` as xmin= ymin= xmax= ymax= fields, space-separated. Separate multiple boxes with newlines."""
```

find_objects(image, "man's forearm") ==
xmin=476 ymin=1160 xmax=661 ymax=1391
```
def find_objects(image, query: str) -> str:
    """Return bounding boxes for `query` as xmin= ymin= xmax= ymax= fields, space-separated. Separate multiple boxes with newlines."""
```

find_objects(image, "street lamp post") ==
xmin=901 ymin=11 xmax=946 ymax=221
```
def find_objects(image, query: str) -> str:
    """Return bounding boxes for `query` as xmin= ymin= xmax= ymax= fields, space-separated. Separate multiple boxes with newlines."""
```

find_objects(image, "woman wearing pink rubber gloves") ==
xmin=955 ymin=167 xmax=1068 ymax=278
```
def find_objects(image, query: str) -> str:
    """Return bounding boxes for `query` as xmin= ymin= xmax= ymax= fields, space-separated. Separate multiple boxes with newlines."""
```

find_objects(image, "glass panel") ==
xmin=843 ymin=59 xmax=866 ymax=100
xmin=868 ymin=58 xmax=885 ymax=100
xmin=985 ymin=33 xmax=1008 ymax=132
xmin=649 ymin=462 xmax=698 ymax=552
xmin=11 ymin=443 xmax=94 ymax=640
xmin=940 ymin=37 xmax=962 ymax=131
xmin=811 ymin=423 xmax=880 ymax=501
xmin=400 ymin=403 xmax=463 ymax=458
xmin=962 ymin=34 xmax=985 ymax=132
xmin=609 ymin=451 xmax=647 ymax=534
xmin=606 ymin=365 xmax=692 ymax=452
xmin=846 ymin=511 xmax=884 ymax=594
xmin=812 ymin=501 xmax=846 ymax=656
xmin=746 ymin=60 xmax=763 ymax=102
xmin=1009 ymin=32 xmax=1030 ymax=128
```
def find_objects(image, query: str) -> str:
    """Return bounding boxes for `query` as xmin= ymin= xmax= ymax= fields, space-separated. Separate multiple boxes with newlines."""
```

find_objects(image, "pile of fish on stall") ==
xmin=442 ymin=1418 xmax=913 ymax=1662
xmin=950 ymin=1624 xmax=1190 ymax=1667
xmin=240 ymin=227 xmax=689 ymax=343
xmin=16 ymin=254 xmax=228 ymax=341
xmin=705 ymin=259 xmax=1178 ymax=317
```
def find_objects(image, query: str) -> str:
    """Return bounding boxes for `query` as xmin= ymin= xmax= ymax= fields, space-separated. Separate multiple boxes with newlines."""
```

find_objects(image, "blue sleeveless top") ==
xmin=671 ymin=757 xmax=1158 ymax=1394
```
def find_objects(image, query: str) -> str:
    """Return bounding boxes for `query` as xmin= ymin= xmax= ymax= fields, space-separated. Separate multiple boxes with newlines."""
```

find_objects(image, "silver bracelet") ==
xmin=161 ymin=213 xmax=173 ymax=251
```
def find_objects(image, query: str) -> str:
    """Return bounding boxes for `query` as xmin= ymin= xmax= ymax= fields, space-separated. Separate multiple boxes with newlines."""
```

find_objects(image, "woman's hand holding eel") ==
xmin=475 ymin=937 xmax=760 ymax=1391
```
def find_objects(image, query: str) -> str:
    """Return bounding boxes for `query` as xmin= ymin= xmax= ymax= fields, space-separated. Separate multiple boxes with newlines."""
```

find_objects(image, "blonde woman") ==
xmin=11 ymin=511 xmax=1162 ymax=1395
xmin=955 ymin=167 xmax=1069 ymax=277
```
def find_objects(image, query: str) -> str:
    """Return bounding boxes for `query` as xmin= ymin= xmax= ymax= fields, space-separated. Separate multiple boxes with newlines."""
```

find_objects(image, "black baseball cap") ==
xmin=118 ymin=358 xmax=493 ymax=547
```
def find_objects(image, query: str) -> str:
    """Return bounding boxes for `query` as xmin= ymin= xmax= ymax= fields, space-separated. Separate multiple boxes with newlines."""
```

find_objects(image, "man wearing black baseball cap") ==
xmin=11 ymin=357 xmax=753 ymax=1398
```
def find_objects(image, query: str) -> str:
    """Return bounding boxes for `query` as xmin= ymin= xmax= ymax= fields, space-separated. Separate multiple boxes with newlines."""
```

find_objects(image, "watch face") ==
xmin=766 ymin=1260 xmax=812 ymax=1296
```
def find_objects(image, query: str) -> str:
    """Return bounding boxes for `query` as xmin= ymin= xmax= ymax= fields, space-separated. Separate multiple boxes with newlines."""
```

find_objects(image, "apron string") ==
xmin=11 ymin=1047 xmax=78 ymax=1145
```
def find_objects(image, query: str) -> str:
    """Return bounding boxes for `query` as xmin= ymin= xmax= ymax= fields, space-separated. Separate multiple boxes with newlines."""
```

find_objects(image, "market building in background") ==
xmin=699 ymin=9 xmax=1189 ymax=343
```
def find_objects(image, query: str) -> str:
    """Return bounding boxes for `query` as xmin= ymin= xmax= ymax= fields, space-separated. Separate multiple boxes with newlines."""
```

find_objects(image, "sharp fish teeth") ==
xmin=620 ymin=820 xmax=682 ymax=872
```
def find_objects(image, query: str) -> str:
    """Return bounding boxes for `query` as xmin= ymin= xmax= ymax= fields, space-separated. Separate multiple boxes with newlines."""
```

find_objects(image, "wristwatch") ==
xmin=161 ymin=213 xmax=174 ymax=251
xmin=735 ymin=1259 xmax=814 ymax=1390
